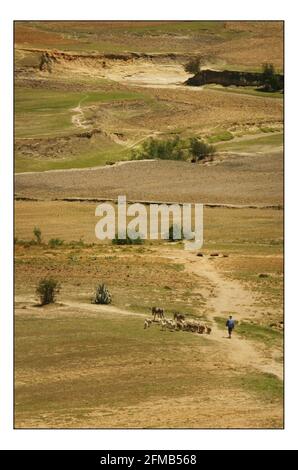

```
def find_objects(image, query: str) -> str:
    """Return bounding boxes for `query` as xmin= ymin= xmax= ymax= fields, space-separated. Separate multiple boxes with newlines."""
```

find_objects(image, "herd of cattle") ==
xmin=144 ymin=307 xmax=212 ymax=335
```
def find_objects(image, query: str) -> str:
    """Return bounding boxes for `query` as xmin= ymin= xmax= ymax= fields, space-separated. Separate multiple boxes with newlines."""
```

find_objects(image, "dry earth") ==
xmin=15 ymin=151 xmax=283 ymax=205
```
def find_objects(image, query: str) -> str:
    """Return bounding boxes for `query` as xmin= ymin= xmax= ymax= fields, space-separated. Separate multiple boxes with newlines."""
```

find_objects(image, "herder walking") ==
xmin=226 ymin=315 xmax=235 ymax=339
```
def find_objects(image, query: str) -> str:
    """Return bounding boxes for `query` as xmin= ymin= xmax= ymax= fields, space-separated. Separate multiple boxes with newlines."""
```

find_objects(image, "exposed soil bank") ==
xmin=21 ymin=48 xmax=193 ymax=69
xmin=186 ymin=69 xmax=284 ymax=89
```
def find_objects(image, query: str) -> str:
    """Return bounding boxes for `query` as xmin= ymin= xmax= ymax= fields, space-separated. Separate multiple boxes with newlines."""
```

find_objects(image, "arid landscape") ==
xmin=14 ymin=21 xmax=283 ymax=429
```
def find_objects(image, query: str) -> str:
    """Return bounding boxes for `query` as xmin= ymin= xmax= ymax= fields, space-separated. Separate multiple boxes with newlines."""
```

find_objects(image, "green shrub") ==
xmin=36 ymin=277 xmax=60 ymax=305
xmin=112 ymin=232 xmax=144 ymax=245
xmin=261 ymin=63 xmax=281 ymax=92
xmin=92 ymin=283 xmax=112 ymax=305
xmin=68 ymin=238 xmax=86 ymax=248
xmin=189 ymin=137 xmax=215 ymax=161
xmin=33 ymin=226 xmax=42 ymax=244
xmin=48 ymin=238 xmax=64 ymax=248
xmin=131 ymin=135 xmax=216 ymax=163
xmin=184 ymin=56 xmax=204 ymax=74
xmin=131 ymin=136 xmax=186 ymax=162
xmin=15 ymin=239 xmax=37 ymax=247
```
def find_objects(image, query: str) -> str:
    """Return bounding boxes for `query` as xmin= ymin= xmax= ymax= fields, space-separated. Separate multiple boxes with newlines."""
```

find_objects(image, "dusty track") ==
xmin=164 ymin=249 xmax=283 ymax=380
xmin=71 ymin=95 xmax=89 ymax=129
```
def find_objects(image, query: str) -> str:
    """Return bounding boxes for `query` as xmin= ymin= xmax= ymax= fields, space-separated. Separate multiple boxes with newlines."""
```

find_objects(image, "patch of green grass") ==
xmin=214 ymin=317 xmax=283 ymax=347
xmin=15 ymin=88 xmax=148 ymax=139
xmin=235 ymin=372 xmax=283 ymax=402
xmin=122 ymin=21 xmax=226 ymax=35
xmin=34 ymin=20 xmax=227 ymax=37
xmin=214 ymin=316 xmax=228 ymax=330
xmin=260 ymin=127 xmax=277 ymax=133
xmin=207 ymin=130 xmax=234 ymax=144
xmin=15 ymin=89 xmax=146 ymax=114
xmin=15 ymin=145 xmax=130 ymax=173
xmin=216 ymin=132 xmax=283 ymax=152
xmin=237 ymin=322 xmax=282 ymax=347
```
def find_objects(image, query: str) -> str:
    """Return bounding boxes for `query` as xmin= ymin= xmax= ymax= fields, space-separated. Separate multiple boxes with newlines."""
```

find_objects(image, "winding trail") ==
xmin=66 ymin=301 xmax=146 ymax=318
xmin=163 ymin=249 xmax=283 ymax=380
xmin=71 ymin=95 xmax=89 ymax=129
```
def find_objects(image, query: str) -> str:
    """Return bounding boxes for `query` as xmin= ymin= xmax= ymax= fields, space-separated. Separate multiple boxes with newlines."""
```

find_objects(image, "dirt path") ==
xmin=66 ymin=301 xmax=146 ymax=318
xmin=71 ymin=96 xmax=89 ymax=129
xmin=15 ymin=296 xmax=147 ymax=319
xmin=163 ymin=249 xmax=283 ymax=380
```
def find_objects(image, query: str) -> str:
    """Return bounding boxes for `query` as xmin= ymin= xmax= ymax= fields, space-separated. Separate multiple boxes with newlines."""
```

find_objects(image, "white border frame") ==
xmin=1 ymin=0 xmax=297 ymax=450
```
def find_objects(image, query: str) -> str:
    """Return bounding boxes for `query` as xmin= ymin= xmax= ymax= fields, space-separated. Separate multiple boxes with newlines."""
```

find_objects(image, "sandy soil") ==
xmin=101 ymin=62 xmax=192 ymax=87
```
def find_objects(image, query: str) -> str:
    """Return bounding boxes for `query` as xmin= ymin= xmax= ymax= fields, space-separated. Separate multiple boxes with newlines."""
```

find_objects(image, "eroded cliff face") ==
xmin=185 ymin=69 xmax=284 ymax=89
xmin=30 ymin=49 xmax=192 ymax=71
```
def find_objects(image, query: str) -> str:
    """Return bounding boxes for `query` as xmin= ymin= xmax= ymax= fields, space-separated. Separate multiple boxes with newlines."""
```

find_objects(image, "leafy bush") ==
xmin=184 ymin=56 xmax=203 ymax=74
xmin=130 ymin=135 xmax=215 ymax=163
xmin=36 ymin=278 xmax=60 ymax=305
xmin=48 ymin=238 xmax=64 ymax=248
xmin=131 ymin=136 xmax=186 ymax=162
xmin=189 ymin=138 xmax=215 ymax=161
xmin=68 ymin=238 xmax=86 ymax=248
xmin=112 ymin=232 xmax=144 ymax=245
xmin=261 ymin=63 xmax=281 ymax=92
xmin=92 ymin=283 xmax=112 ymax=305
xmin=33 ymin=226 xmax=42 ymax=244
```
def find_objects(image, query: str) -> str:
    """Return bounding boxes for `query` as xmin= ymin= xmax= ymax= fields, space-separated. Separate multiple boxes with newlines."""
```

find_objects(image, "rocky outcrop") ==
xmin=185 ymin=69 xmax=284 ymax=90
xmin=39 ymin=52 xmax=58 ymax=72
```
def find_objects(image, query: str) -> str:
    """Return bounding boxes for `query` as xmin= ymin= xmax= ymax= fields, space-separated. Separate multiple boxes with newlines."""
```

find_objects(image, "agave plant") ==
xmin=92 ymin=283 xmax=112 ymax=305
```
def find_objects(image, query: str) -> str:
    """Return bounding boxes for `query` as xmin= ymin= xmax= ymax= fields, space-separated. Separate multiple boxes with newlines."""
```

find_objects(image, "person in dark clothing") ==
xmin=226 ymin=315 xmax=235 ymax=339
